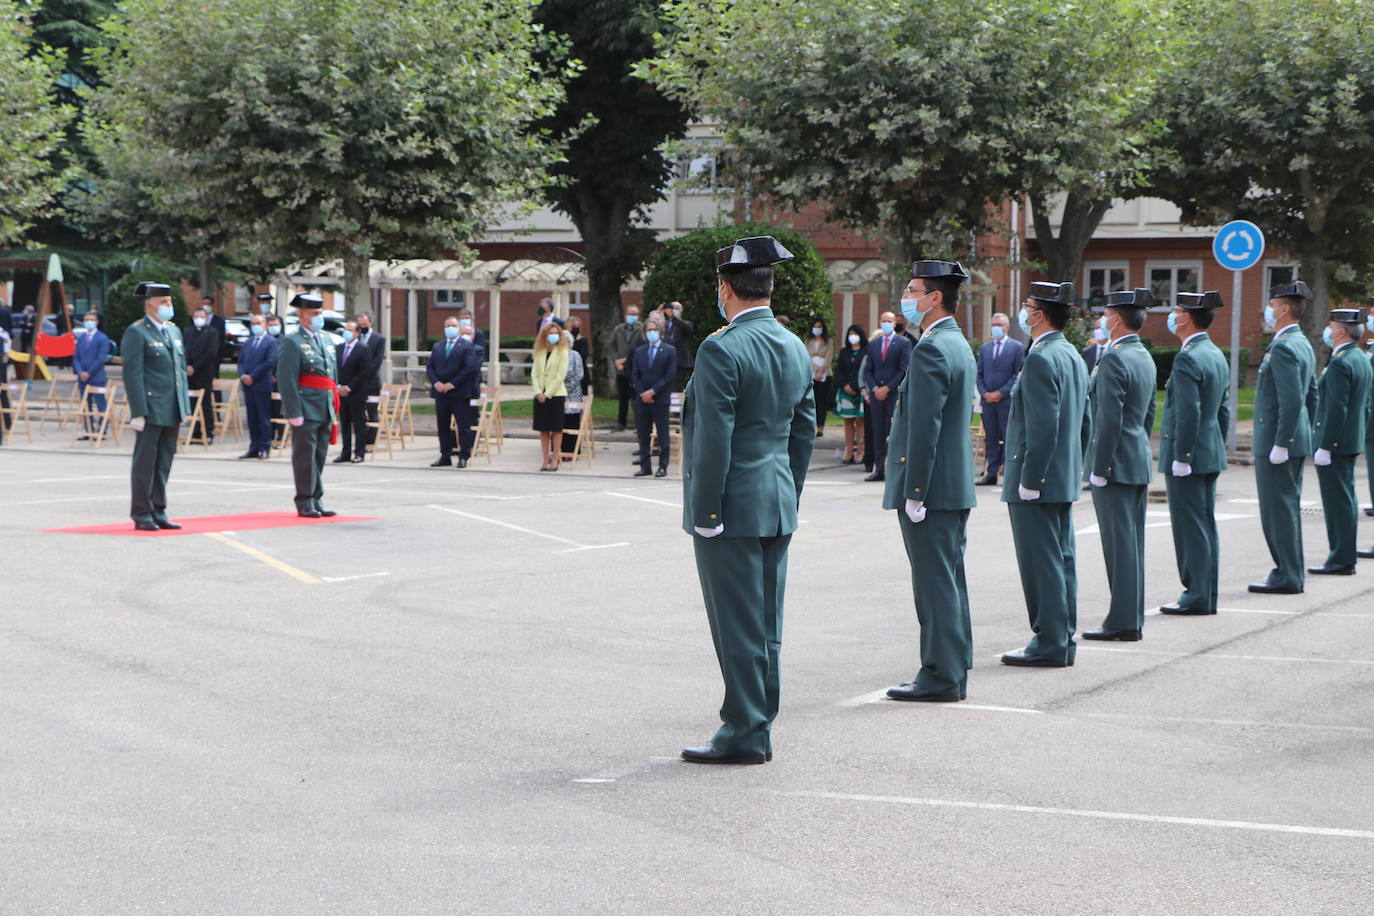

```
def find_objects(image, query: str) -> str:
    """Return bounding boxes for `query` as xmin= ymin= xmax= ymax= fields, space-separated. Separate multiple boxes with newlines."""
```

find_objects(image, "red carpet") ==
xmin=46 ymin=512 xmax=379 ymax=537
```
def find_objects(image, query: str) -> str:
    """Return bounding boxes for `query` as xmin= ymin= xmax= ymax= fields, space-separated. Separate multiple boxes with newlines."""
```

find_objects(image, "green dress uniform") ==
xmin=681 ymin=283 xmax=814 ymax=759
xmin=1086 ymin=329 xmax=1157 ymax=634
xmin=277 ymin=325 xmax=338 ymax=515
xmin=1312 ymin=333 xmax=1372 ymax=570
xmin=883 ymin=313 xmax=977 ymax=697
xmin=121 ymin=313 xmax=191 ymax=525
xmin=1365 ymin=338 xmax=1374 ymax=518
xmin=1001 ymin=283 xmax=1092 ymax=666
xmin=1251 ymin=323 xmax=1317 ymax=591
xmin=1158 ymin=321 xmax=1230 ymax=614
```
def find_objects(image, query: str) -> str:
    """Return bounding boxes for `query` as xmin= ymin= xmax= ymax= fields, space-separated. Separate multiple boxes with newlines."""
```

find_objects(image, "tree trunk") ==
xmin=1297 ymin=252 xmax=1330 ymax=347
xmin=197 ymin=257 xmax=216 ymax=305
xmin=342 ymin=249 xmax=370 ymax=320
xmin=587 ymin=259 xmax=625 ymax=399
xmin=1029 ymin=191 xmax=1112 ymax=285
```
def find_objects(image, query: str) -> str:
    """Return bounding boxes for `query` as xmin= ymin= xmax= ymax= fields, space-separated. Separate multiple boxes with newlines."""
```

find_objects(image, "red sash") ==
xmin=298 ymin=374 xmax=340 ymax=444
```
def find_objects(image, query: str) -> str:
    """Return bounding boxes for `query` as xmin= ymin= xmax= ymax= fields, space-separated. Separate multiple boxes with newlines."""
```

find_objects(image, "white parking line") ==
xmin=785 ymin=791 xmax=1374 ymax=839
xmin=606 ymin=491 xmax=683 ymax=509
xmin=1074 ymin=712 xmax=1372 ymax=734
xmin=427 ymin=504 xmax=629 ymax=553
xmin=319 ymin=572 xmax=391 ymax=583
xmin=1077 ymin=645 xmax=1374 ymax=666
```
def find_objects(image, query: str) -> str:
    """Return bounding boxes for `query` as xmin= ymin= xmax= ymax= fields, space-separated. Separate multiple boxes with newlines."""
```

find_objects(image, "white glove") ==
xmin=129 ymin=416 xmax=145 ymax=432
xmin=1268 ymin=445 xmax=1289 ymax=465
xmin=1018 ymin=485 xmax=1040 ymax=501
xmin=694 ymin=524 xmax=724 ymax=538
xmin=904 ymin=499 xmax=926 ymax=523
xmin=1313 ymin=448 xmax=1332 ymax=467
xmin=1171 ymin=461 xmax=1192 ymax=477
xmin=1089 ymin=474 xmax=1108 ymax=488
xmin=288 ymin=416 xmax=305 ymax=428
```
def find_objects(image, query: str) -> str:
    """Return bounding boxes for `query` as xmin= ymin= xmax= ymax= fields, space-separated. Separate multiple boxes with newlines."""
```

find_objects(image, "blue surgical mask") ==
xmin=625 ymin=314 xmax=638 ymax=325
xmin=1017 ymin=309 xmax=1032 ymax=336
xmin=880 ymin=321 xmax=895 ymax=335
xmin=341 ymin=329 xmax=354 ymax=342
xmin=645 ymin=329 xmax=661 ymax=344
xmin=250 ymin=324 xmax=266 ymax=336
xmin=811 ymin=327 xmax=823 ymax=337
xmin=156 ymin=305 xmax=174 ymax=322
xmin=1368 ymin=315 xmax=1374 ymax=333
xmin=546 ymin=333 xmax=562 ymax=346
xmin=83 ymin=319 xmax=97 ymax=331
xmin=310 ymin=315 xmax=325 ymax=332
xmin=899 ymin=298 xmax=921 ymax=323
xmin=1166 ymin=313 xmax=1179 ymax=336
xmin=1322 ymin=327 xmax=1335 ymax=348
xmin=259 ymin=303 xmax=271 ymax=313
xmin=444 ymin=326 xmax=459 ymax=340
xmin=989 ymin=325 xmax=1005 ymax=340
xmin=718 ymin=299 xmax=727 ymax=321
xmin=1263 ymin=305 xmax=1276 ymax=329
xmin=267 ymin=324 xmax=281 ymax=336
xmin=459 ymin=318 xmax=472 ymax=327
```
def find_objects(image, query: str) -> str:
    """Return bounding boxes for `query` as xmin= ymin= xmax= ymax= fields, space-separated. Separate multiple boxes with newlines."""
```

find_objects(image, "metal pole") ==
xmin=1227 ymin=268 xmax=1242 ymax=452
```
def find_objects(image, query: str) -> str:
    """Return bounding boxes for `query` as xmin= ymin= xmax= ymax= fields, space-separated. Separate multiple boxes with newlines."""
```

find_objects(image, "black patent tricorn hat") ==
xmin=715 ymin=236 xmax=795 ymax=271
xmin=1270 ymin=280 xmax=1311 ymax=300
xmin=911 ymin=260 xmax=969 ymax=283
xmin=290 ymin=293 xmax=324 ymax=309
xmin=134 ymin=282 xmax=172 ymax=298
xmin=1027 ymin=281 xmax=1075 ymax=306
xmin=1177 ymin=291 xmax=1224 ymax=311
xmin=1106 ymin=287 xmax=1156 ymax=309
xmin=1329 ymin=308 xmax=1363 ymax=323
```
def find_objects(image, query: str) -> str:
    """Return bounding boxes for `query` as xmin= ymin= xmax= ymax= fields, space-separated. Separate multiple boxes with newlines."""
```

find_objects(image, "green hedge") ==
xmin=1147 ymin=345 xmax=1251 ymax=390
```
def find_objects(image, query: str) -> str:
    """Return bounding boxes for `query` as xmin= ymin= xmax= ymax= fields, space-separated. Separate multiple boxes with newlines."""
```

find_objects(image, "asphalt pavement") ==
xmin=2 ymin=441 xmax=1372 ymax=914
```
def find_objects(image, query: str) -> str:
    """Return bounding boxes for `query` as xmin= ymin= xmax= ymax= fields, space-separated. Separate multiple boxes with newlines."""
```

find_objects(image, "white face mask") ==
xmin=192 ymin=317 xmax=206 ymax=329
xmin=848 ymin=333 xmax=861 ymax=345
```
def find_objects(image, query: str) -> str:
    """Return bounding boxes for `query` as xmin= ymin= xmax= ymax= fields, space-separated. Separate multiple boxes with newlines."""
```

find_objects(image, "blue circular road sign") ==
xmin=1213 ymin=220 xmax=1265 ymax=271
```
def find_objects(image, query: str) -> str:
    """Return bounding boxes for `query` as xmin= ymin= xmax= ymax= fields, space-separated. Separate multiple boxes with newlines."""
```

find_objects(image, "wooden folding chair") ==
xmin=0 ymin=382 xmax=33 ymax=444
xmin=181 ymin=389 xmax=211 ymax=449
xmin=39 ymin=373 xmax=81 ymax=430
xmin=480 ymin=384 xmax=504 ymax=453
xmin=213 ymin=378 xmax=244 ymax=442
xmin=70 ymin=381 xmax=120 ymax=448
xmin=559 ymin=394 xmax=596 ymax=468
xmin=269 ymin=392 xmax=293 ymax=455
xmin=470 ymin=394 xmax=497 ymax=464
xmin=365 ymin=388 xmax=395 ymax=461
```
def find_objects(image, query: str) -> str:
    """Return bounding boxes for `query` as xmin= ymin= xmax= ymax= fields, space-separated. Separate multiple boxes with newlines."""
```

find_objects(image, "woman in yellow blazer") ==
xmin=531 ymin=324 xmax=571 ymax=470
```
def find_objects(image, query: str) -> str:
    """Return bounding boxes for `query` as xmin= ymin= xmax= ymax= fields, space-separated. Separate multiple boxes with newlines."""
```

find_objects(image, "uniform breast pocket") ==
xmin=146 ymin=344 xmax=164 ymax=358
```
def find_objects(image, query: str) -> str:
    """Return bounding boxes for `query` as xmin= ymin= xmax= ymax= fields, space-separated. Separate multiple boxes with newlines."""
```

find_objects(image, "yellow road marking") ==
xmin=204 ymin=532 xmax=320 ymax=584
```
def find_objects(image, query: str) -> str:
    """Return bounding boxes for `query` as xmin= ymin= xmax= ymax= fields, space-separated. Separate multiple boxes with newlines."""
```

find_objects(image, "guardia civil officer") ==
xmin=121 ymin=282 xmax=191 ymax=531
xmin=277 ymin=293 xmax=339 ymax=518
xmin=1083 ymin=289 xmax=1158 ymax=641
xmin=1158 ymin=291 xmax=1230 ymax=615
xmin=1309 ymin=309 xmax=1372 ymax=575
xmin=1248 ymin=281 xmax=1318 ymax=594
xmin=680 ymin=236 xmax=815 ymax=765
xmin=1000 ymin=281 xmax=1091 ymax=667
xmin=882 ymin=261 xmax=977 ymax=702
xmin=1364 ymin=301 xmax=1374 ymax=526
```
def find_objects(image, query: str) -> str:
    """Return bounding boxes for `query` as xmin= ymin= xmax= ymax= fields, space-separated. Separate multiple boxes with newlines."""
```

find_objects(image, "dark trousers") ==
xmin=981 ymin=398 xmax=1010 ymax=473
xmin=78 ymin=381 xmax=108 ymax=434
xmin=191 ymin=383 xmax=216 ymax=438
xmin=434 ymin=395 xmax=476 ymax=459
xmin=244 ymin=386 xmax=272 ymax=453
xmin=813 ymin=378 xmax=830 ymax=431
xmin=674 ymin=367 xmax=692 ymax=392
xmin=616 ymin=373 xmax=632 ymax=427
xmin=899 ymin=508 xmax=972 ymax=695
xmin=292 ymin=418 xmax=331 ymax=509
xmin=130 ymin=424 xmax=178 ymax=523
xmin=1092 ymin=482 xmax=1148 ymax=631
xmin=862 ymin=401 xmax=876 ymax=471
xmin=693 ymin=532 xmax=791 ymax=757
xmin=1316 ymin=454 xmax=1359 ymax=567
xmin=365 ymin=391 xmax=380 ymax=447
xmin=635 ymin=396 xmax=670 ymax=470
xmin=1009 ymin=501 xmax=1078 ymax=664
xmin=270 ymin=390 xmax=283 ymax=442
xmin=1255 ymin=456 xmax=1306 ymax=589
xmin=1165 ymin=471 xmax=1220 ymax=612
xmin=338 ymin=388 xmax=368 ymax=458
xmin=0 ymin=386 xmax=9 ymax=441
xmin=869 ymin=392 xmax=897 ymax=471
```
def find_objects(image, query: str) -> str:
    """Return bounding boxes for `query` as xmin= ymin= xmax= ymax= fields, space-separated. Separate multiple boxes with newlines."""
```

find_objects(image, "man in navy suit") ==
xmin=631 ymin=315 xmax=678 ymax=477
xmin=72 ymin=311 xmax=111 ymax=439
xmin=427 ymin=316 xmax=483 ymax=468
xmin=863 ymin=310 xmax=913 ymax=481
xmin=237 ymin=313 xmax=278 ymax=458
xmin=334 ymin=320 xmax=372 ymax=463
xmin=975 ymin=311 xmax=1025 ymax=485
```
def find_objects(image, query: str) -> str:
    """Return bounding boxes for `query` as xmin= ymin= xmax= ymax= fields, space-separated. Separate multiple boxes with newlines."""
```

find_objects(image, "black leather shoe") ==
xmin=1365 ymin=507 xmax=1373 ymax=517
xmin=680 ymin=743 xmax=766 ymax=765
xmin=633 ymin=468 xmax=652 ymax=477
xmin=1082 ymin=627 xmax=1141 ymax=641
xmin=238 ymin=450 xmax=258 ymax=459
xmin=864 ymin=471 xmax=885 ymax=482
xmin=153 ymin=519 xmax=181 ymax=530
xmin=430 ymin=457 xmax=452 ymax=467
xmin=1001 ymin=649 xmax=1072 ymax=668
xmin=655 ymin=467 xmax=668 ymax=478
xmin=133 ymin=520 xmax=160 ymax=531
xmin=1247 ymin=582 xmax=1303 ymax=594
xmin=1358 ymin=547 xmax=1374 ymax=559
xmin=77 ymin=435 xmax=90 ymax=441
xmin=257 ymin=451 xmax=269 ymax=459
xmin=332 ymin=455 xmax=352 ymax=463
xmin=886 ymin=684 xmax=964 ymax=702
xmin=350 ymin=456 xmax=364 ymax=463
xmin=456 ymin=458 xmax=468 ymax=469
xmin=297 ymin=508 xmax=322 ymax=519
xmin=1159 ymin=604 xmax=1216 ymax=615
xmin=976 ymin=473 xmax=999 ymax=486
xmin=316 ymin=506 xmax=337 ymax=518
xmin=1307 ymin=563 xmax=1355 ymax=576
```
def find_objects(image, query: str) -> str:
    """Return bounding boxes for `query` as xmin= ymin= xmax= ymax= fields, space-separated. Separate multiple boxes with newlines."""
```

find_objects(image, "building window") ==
xmin=233 ymin=285 xmax=250 ymax=314
xmin=676 ymin=153 xmax=720 ymax=196
xmin=1083 ymin=263 xmax=1128 ymax=311
xmin=434 ymin=289 xmax=466 ymax=309
xmin=1264 ymin=263 xmax=1299 ymax=294
xmin=1146 ymin=262 xmax=1201 ymax=309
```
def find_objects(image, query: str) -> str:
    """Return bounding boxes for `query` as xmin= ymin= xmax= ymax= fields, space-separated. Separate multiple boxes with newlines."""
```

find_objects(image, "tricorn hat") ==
xmin=1027 ymin=281 xmax=1076 ymax=307
xmin=715 ymin=236 xmax=795 ymax=271
xmin=1176 ymin=291 xmax=1224 ymax=311
xmin=290 ymin=293 xmax=324 ymax=309
xmin=1270 ymin=280 xmax=1311 ymax=300
xmin=1106 ymin=288 xmax=1156 ymax=309
xmin=134 ymin=282 xmax=172 ymax=299
xmin=1329 ymin=308 xmax=1363 ymax=323
xmin=255 ymin=293 xmax=274 ymax=302
xmin=910 ymin=260 xmax=969 ymax=283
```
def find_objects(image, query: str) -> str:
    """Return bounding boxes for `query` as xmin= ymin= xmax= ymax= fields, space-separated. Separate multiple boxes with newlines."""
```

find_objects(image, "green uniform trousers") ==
xmin=898 ymin=508 xmax=972 ymax=695
xmin=1316 ymin=454 xmax=1359 ymax=567
xmin=1164 ymin=472 xmax=1220 ymax=612
xmin=1254 ymin=457 xmax=1306 ymax=590
xmin=291 ymin=419 xmax=331 ymax=511
xmin=1008 ymin=502 xmax=1078 ymax=665
xmin=130 ymin=424 xmax=178 ymax=524
xmin=1091 ymin=482 xmax=1148 ymax=631
xmin=1366 ymin=442 xmax=1374 ymax=512
xmin=693 ymin=533 xmax=791 ymax=757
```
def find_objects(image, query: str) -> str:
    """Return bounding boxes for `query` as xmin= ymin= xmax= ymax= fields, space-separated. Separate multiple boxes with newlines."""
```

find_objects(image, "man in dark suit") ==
xmin=862 ymin=310 xmax=913 ymax=482
xmin=334 ymin=321 xmax=371 ymax=463
xmin=427 ymin=317 xmax=483 ymax=468
xmin=631 ymin=315 xmax=677 ymax=477
xmin=72 ymin=311 xmax=111 ymax=439
xmin=355 ymin=312 xmax=387 ymax=453
xmin=184 ymin=305 xmax=222 ymax=442
xmin=1081 ymin=322 xmax=1110 ymax=371
xmin=609 ymin=306 xmax=645 ymax=430
xmin=0 ymin=297 xmax=12 ymax=334
xmin=661 ymin=301 xmax=695 ymax=390
xmin=237 ymin=313 xmax=278 ymax=458
xmin=456 ymin=308 xmax=487 ymax=350
xmin=975 ymin=312 xmax=1025 ymax=485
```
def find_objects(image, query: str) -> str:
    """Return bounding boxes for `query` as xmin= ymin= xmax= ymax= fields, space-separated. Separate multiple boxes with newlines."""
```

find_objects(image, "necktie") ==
xmin=994 ymin=341 xmax=1002 ymax=362
xmin=650 ymin=345 xmax=657 ymax=362
xmin=345 ymin=342 xmax=353 ymax=363
xmin=882 ymin=337 xmax=890 ymax=360
xmin=446 ymin=341 xmax=453 ymax=356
